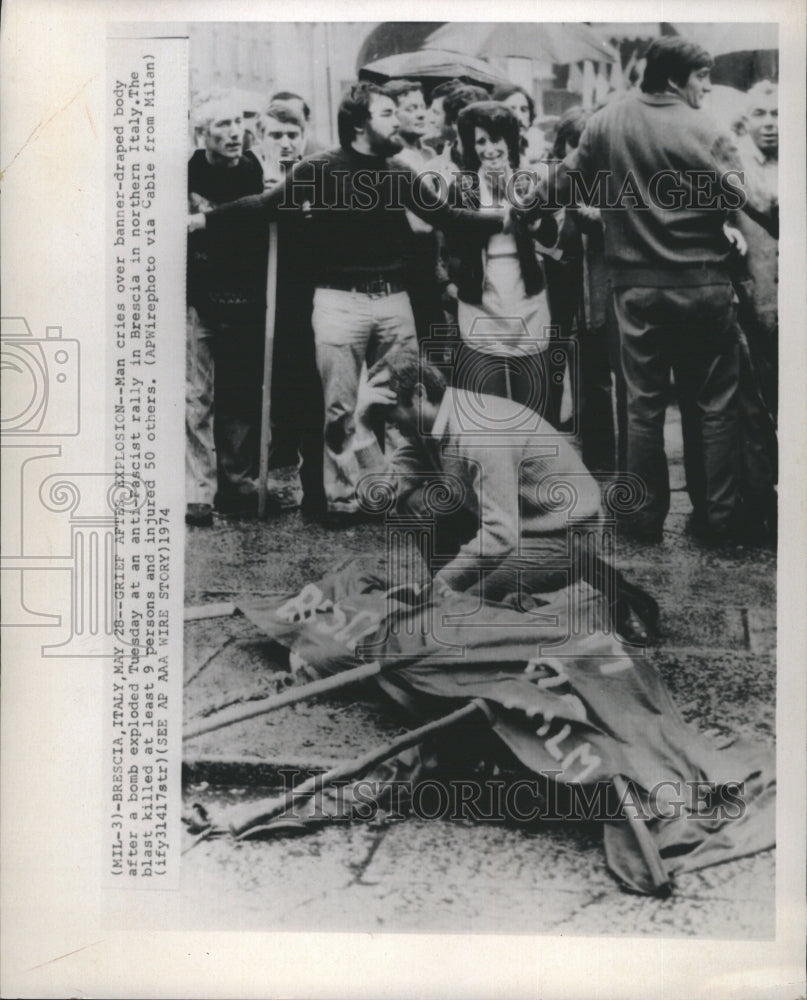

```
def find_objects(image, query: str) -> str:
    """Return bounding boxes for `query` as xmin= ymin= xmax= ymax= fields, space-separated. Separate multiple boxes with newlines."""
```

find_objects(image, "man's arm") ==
xmin=434 ymin=442 xmax=520 ymax=594
xmin=190 ymin=156 xmax=321 ymax=235
xmin=403 ymin=167 xmax=507 ymax=240
xmin=352 ymin=369 xmax=428 ymax=495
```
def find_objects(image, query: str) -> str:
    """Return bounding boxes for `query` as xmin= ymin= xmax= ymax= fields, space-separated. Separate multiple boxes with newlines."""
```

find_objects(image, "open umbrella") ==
xmin=671 ymin=22 xmax=779 ymax=56
xmin=359 ymin=48 xmax=511 ymax=89
xmin=424 ymin=22 xmax=618 ymax=65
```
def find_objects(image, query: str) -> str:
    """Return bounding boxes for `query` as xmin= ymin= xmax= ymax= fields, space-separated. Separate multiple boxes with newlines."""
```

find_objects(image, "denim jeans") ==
xmin=312 ymin=287 xmax=417 ymax=510
xmin=185 ymin=304 xmax=264 ymax=505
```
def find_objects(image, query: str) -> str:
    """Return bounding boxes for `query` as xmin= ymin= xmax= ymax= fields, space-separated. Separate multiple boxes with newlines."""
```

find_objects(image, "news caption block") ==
xmin=106 ymin=33 xmax=187 ymax=888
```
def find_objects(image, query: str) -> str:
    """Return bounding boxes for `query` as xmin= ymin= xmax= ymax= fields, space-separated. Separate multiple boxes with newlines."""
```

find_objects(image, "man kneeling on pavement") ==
xmin=353 ymin=345 xmax=658 ymax=642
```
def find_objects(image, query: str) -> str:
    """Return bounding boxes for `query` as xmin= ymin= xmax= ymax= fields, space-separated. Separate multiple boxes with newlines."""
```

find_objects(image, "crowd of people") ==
xmin=185 ymin=36 xmax=778 ymax=618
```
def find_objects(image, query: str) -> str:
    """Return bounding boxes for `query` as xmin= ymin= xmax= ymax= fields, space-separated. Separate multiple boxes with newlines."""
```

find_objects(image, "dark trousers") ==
xmin=405 ymin=232 xmax=446 ymax=344
xmin=212 ymin=310 xmax=265 ymax=501
xmin=613 ymin=283 xmax=740 ymax=533
xmin=268 ymin=317 xmax=326 ymax=507
xmin=452 ymin=340 xmax=562 ymax=426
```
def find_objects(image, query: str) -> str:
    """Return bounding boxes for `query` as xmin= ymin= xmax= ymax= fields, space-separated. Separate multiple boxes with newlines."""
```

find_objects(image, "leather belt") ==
xmin=319 ymin=275 xmax=407 ymax=296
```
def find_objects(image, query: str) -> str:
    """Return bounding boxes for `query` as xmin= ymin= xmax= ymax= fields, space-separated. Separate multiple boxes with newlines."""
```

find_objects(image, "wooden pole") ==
xmin=258 ymin=221 xmax=279 ymax=520
xmin=184 ymin=602 xmax=237 ymax=622
xmin=227 ymin=698 xmax=489 ymax=838
xmin=183 ymin=659 xmax=384 ymax=742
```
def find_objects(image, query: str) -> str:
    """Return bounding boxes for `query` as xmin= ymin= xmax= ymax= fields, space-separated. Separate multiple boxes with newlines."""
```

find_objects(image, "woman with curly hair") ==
xmin=441 ymin=101 xmax=562 ymax=421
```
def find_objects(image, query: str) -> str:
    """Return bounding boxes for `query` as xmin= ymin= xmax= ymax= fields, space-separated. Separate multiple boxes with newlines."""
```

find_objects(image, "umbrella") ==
xmin=671 ymin=23 xmax=779 ymax=56
xmin=359 ymin=48 xmax=511 ymax=89
xmin=702 ymin=84 xmax=750 ymax=130
xmin=423 ymin=22 xmax=618 ymax=65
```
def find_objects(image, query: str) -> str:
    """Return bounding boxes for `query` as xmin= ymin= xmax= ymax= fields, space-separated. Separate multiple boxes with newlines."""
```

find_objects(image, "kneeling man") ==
xmin=354 ymin=346 xmax=657 ymax=638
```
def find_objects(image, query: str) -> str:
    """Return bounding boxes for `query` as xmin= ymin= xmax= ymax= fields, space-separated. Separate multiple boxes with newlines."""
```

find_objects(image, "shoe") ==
xmin=215 ymin=491 xmax=259 ymax=517
xmin=185 ymin=503 xmax=213 ymax=527
xmin=300 ymin=496 xmax=328 ymax=524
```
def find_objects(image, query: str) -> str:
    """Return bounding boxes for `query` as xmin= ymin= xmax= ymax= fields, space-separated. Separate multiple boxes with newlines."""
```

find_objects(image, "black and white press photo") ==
xmin=1 ymin=3 xmax=805 ymax=998
xmin=181 ymin=18 xmax=780 ymax=936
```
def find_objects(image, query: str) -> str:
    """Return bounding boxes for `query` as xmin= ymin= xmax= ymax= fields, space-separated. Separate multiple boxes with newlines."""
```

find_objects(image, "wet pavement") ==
xmin=180 ymin=413 xmax=776 ymax=937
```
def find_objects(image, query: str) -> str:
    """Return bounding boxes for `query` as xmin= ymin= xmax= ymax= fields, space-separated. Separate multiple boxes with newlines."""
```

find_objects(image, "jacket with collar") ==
xmin=442 ymin=171 xmax=559 ymax=305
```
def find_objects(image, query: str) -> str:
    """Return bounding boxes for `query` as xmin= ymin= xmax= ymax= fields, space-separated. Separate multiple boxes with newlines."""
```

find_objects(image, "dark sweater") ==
xmin=560 ymin=92 xmax=743 ymax=286
xmin=187 ymin=149 xmax=265 ymax=318
xmin=204 ymin=146 xmax=504 ymax=285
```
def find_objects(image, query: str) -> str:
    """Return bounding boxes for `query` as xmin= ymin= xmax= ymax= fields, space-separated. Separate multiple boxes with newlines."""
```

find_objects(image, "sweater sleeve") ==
xmin=434 ymin=443 xmax=519 ymax=593
xmin=204 ymin=156 xmax=318 ymax=239
xmin=403 ymin=167 xmax=505 ymax=240
xmin=353 ymin=433 xmax=432 ymax=508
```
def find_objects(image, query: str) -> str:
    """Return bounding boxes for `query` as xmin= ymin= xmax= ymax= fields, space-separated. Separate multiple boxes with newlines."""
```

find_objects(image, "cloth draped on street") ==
xmin=206 ymin=555 xmax=775 ymax=896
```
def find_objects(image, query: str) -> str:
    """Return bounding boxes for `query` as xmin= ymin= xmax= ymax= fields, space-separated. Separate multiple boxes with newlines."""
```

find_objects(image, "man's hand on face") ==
xmin=723 ymin=223 xmax=747 ymax=257
xmin=355 ymin=367 xmax=397 ymax=436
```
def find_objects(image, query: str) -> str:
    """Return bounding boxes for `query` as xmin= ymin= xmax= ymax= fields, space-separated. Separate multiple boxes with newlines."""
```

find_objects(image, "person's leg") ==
xmin=579 ymin=324 xmax=616 ymax=473
xmin=185 ymin=306 xmax=217 ymax=519
xmin=312 ymin=288 xmax=372 ymax=511
xmin=669 ymin=284 xmax=740 ymax=536
xmin=612 ymin=287 xmax=672 ymax=538
xmin=453 ymin=341 xmax=509 ymax=402
xmin=213 ymin=312 xmax=265 ymax=508
xmin=368 ymin=290 xmax=418 ymax=366
xmin=507 ymin=350 xmax=556 ymax=423
xmin=604 ymin=293 xmax=629 ymax=474
xmin=734 ymin=323 xmax=777 ymax=540
xmin=295 ymin=341 xmax=327 ymax=515
xmin=266 ymin=316 xmax=302 ymax=469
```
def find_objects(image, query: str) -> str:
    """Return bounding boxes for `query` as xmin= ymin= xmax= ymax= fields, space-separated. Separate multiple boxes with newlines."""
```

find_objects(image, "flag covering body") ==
xmin=238 ymin=557 xmax=774 ymax=894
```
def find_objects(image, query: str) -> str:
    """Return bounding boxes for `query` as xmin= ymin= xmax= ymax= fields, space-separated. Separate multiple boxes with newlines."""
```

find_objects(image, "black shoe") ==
xmin=300 ymin=496 xmax=328 ymax=523
xmin=215 ymin=491 xmax=259 ymax=517
xmin=185 ymin=502 xmax=213 ymax=527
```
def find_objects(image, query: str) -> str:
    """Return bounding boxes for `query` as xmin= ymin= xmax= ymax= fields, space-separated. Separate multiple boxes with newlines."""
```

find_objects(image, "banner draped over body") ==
xmin=236 ymin=556 xmax=774 ymax=894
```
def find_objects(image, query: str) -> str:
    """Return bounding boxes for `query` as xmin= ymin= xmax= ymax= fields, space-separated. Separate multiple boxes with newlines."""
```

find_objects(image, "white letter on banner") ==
xmin=560 ymin=743 xmax=602 ymax=783
xmin=276 ymin=584 xmax=324 ymax=623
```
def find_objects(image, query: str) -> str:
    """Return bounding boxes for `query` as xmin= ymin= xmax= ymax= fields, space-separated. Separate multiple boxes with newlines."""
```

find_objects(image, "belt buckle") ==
xmin=366 ymin=277 xmax=387 ymax=296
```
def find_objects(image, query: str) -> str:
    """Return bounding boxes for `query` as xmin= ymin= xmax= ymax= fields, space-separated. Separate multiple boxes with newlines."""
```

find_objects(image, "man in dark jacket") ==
xmin=518 ymin=38 xmax=766 ymax=544
xmin=186 ymin=92 xmax=265 ymax=526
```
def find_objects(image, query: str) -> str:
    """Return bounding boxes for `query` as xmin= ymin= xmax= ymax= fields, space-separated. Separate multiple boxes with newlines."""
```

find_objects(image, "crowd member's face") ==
xmin=263 ymin=115 xmax=304 ymax=164
xmin=673 ymin=66 xmax=712 ymax=109
xmin=427 ymin=96 xmax=448 ymax=141
xmin=747 ymin=91 xmax=778 ymax=156
xmin=362 ymin=94 xmax=403 ymax=155
xmin=502 ymin=91 xmax=532 ymax=133
xmin=204 ymin=102 xmax=244 ymax=164
xmin=395 ymin=89 xmax=428 ymax=138
xmin=474 ymin=126 xmax=508 ymax=174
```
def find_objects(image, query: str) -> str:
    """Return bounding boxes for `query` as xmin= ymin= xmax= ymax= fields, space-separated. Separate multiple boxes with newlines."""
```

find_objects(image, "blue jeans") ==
xmin=312 ymin=287 xmax=417 ymax=510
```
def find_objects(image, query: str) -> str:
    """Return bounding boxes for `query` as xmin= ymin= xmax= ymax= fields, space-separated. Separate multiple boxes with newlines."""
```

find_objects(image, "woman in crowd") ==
xmin=491 ymin=83 xmax=547 ymax=166
xmin=442 ymin=101 xmax=561 ymax=420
